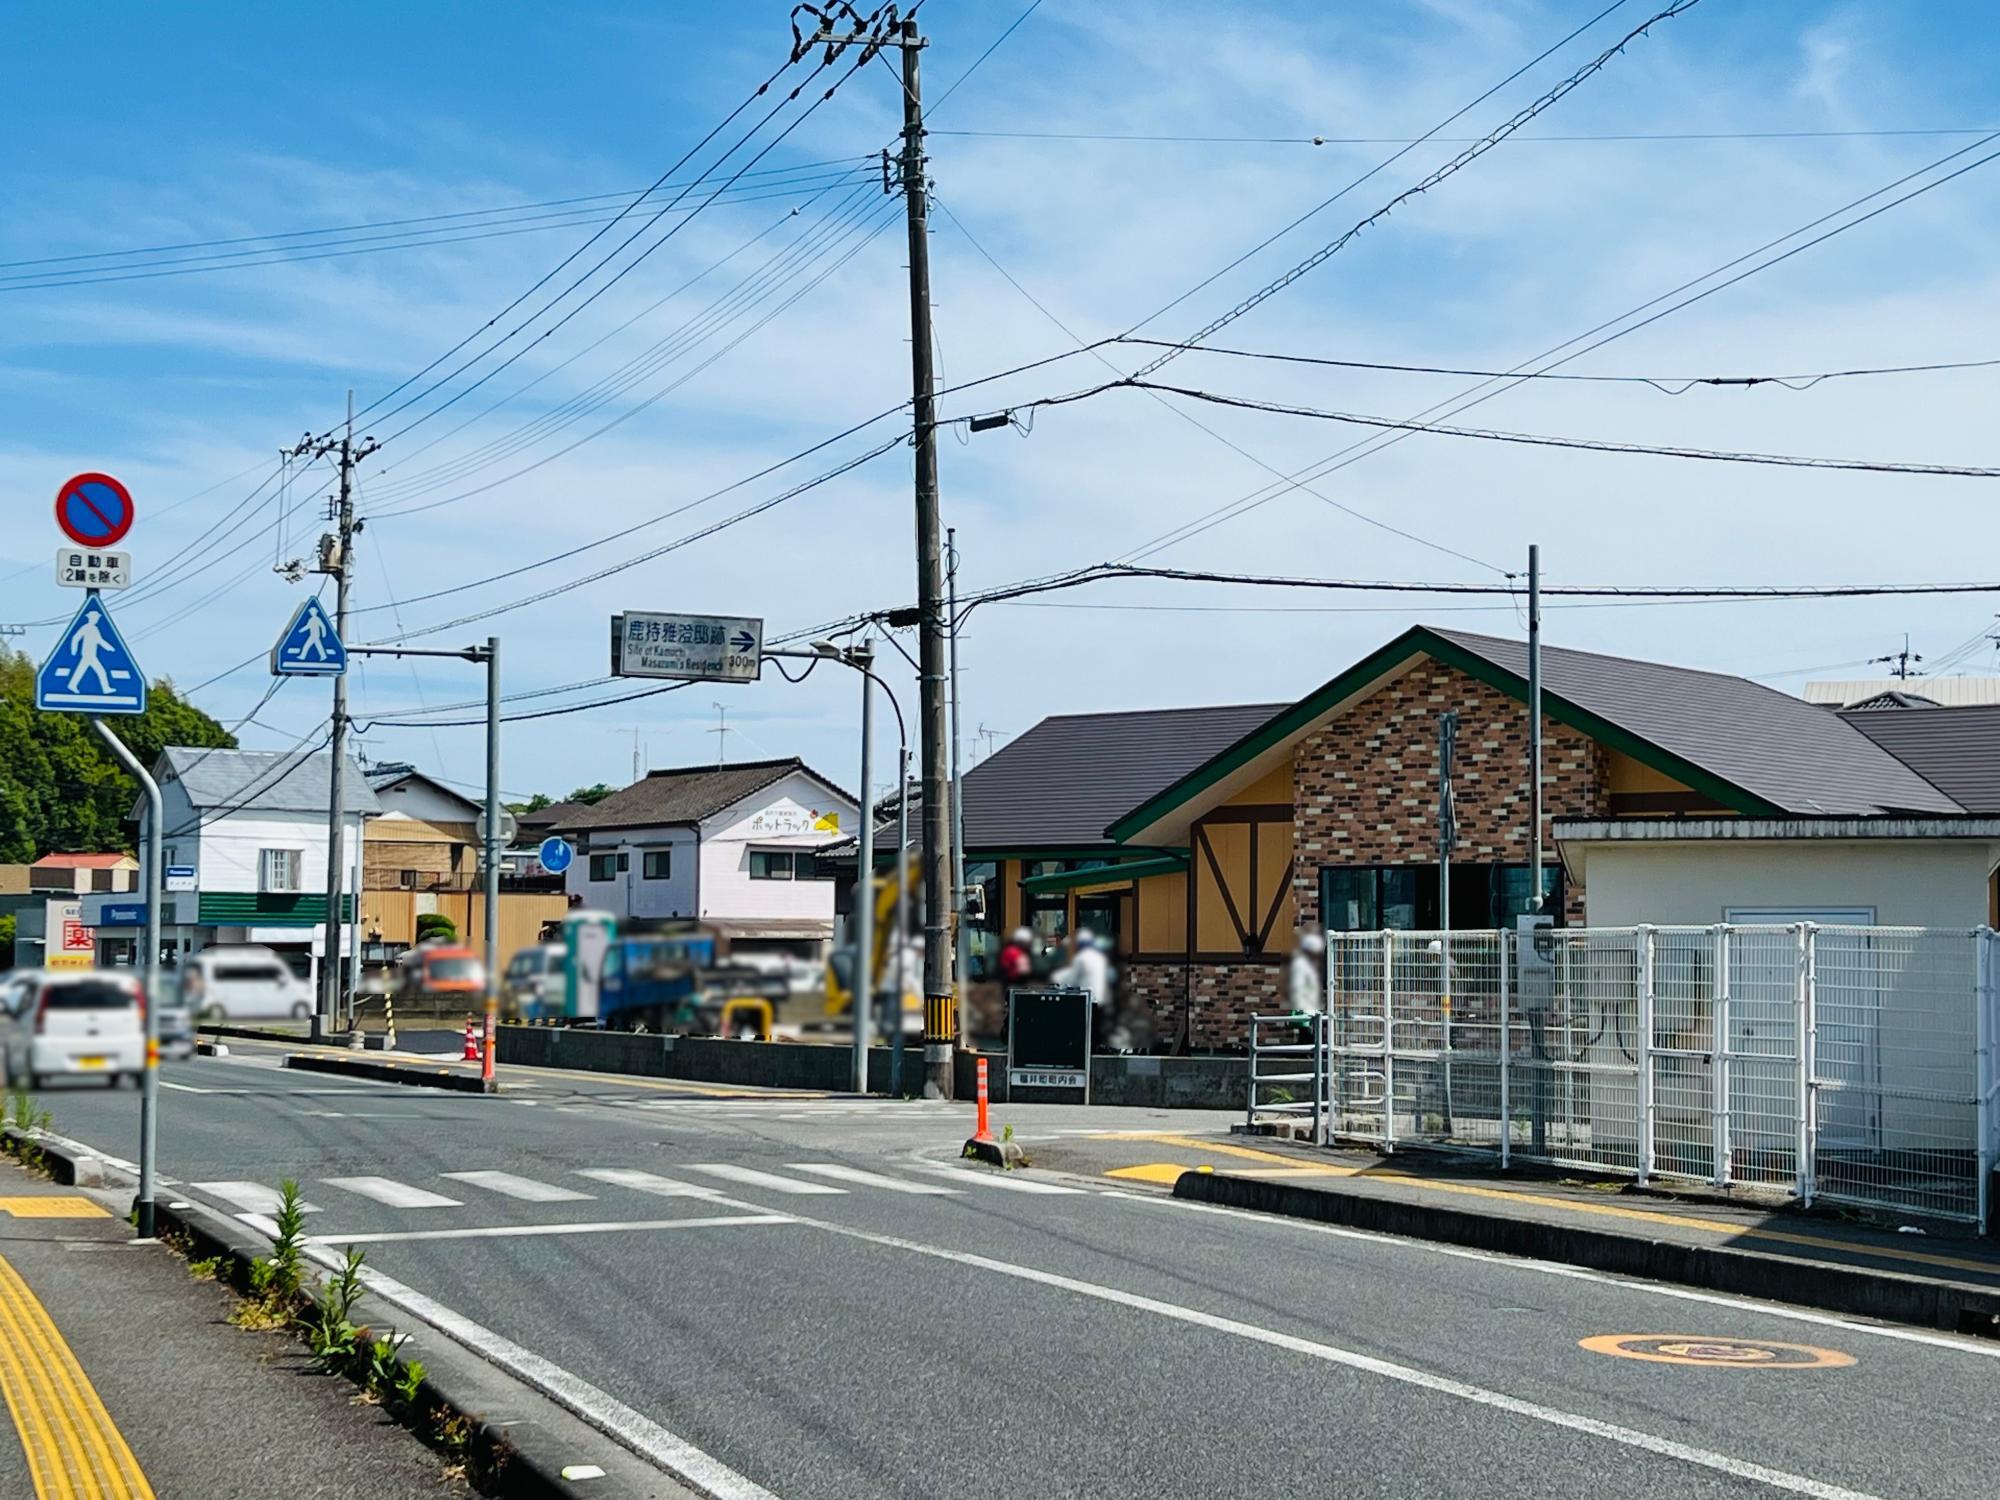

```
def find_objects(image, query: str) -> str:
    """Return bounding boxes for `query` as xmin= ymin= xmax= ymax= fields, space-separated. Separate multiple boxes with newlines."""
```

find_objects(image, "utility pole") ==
xmin=301 ymin=392 xmax=378 ymax=1039
xmin=1437 ymin=711 xmax=1456 ymax=1138
xmin=947 ymin=527 xmax=971 ymax=1056
xmin=1872 ymin=634 xmax=1922 ymax=680
xmin=1527 ymin=544 xmax=1543 ymax=912
xmin=709 ymin=702 xmax=729 ymax=765
xmin=888 ymin=15 xmax=955 ymax=1099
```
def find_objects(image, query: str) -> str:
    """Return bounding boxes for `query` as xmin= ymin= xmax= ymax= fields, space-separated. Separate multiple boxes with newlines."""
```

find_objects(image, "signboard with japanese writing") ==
xmin=746 ymin=804 xmax=842 ymax=836
xmin=49 ymin=899 xmax=94 ymax=969
xmin=611 ymin=612 xmax=762 ymax=684
xmin=1007 ymin=986 xmax=1092 ymax=1100
xmin=57 ymin=547 xmax=132 ymax=590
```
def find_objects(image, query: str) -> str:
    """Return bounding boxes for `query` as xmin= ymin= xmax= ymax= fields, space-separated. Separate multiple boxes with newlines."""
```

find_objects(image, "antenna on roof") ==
xmin=1870 ymin=633 xmax=1923 ymax=681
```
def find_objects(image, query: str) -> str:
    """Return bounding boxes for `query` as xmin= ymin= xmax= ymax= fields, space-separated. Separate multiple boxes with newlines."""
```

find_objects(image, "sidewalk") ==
xmin=1034 ymin=1127 xmax=2000 ymax=1337
xmin=0 ymin=1155 xmax=466 ymax=1499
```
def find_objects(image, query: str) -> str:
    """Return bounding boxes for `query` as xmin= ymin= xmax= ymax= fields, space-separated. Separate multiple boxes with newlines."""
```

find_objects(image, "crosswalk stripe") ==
xmin=575 ymin=1169 xmax=721 ymax=1199
xmin=785 ymin=1163 xmax=959 ymax=1195
xmin=323 ymin=1176 xmax=463 ymax=1209
xmin=192 ymin=1181 xmax=319 ymax=1214
xmin=685 ymin=1164 xmax=846 ymax=1195
xmin=441 ymin=1170 xmax=592 ymax=1203
xmin=919 ymin=1167 xmax=1084 ymax=1195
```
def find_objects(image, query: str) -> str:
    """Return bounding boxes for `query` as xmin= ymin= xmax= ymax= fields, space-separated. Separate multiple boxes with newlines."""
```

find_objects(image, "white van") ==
xmin=0 ymin=970 xmax=145 ymax=1088
xmin=180 ymin=946 xmax=315 ymax=1021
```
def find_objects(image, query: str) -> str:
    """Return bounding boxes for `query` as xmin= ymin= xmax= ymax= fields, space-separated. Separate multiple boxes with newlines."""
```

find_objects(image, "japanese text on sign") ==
xmin=610 ymin=611 xmax=762 ymax=684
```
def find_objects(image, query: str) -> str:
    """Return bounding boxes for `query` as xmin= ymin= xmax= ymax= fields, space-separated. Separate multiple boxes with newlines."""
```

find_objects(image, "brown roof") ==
xmin=32 ymin=853 xmax=136 ymax=869
xmin=551 ymin=758 xmax=851 ymax=832
xmin=1841 ymin=705 xmax=2000 ymax=815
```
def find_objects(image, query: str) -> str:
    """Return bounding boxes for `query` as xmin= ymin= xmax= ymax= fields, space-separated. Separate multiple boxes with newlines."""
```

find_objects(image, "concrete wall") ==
xmin=1575 ymin=840 xmax=2000 ymax=929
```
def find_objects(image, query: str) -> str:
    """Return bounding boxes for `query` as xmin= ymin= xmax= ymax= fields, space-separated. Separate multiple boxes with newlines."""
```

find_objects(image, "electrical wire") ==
xmin=928 ymin=0 xmax=1044 ymax=114
xmin=357 ymin=679 xmax=697 ymax=731
xmin=998 ymin=376 xmax=2000 ymax=479
xmin=1107 ymin=338 xmax=2000 ymax=394
xmin=932 ymin=125 xmax=2000 ymax=146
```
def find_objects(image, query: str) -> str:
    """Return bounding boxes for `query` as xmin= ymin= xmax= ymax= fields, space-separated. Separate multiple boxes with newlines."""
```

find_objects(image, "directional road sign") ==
xmin=270 ymin=596 xmax=347 ymax=676
xmin=55 ymin=473 xmax=135 ymax=549
xmin=57 ymin=547 xmax=132 ymax=590
xmin=538 ymin=837 xmax=574 ymax=876
xmin=37 ymin=591 xmax=147 ymax=715
xmin=611 ymin=611 xmax=762 ymax=683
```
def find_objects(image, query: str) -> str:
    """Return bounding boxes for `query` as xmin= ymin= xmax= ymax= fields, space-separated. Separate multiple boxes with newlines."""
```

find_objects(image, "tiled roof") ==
xmin=31 ymin=853 xmax=135 ymax=869
xmin=1840 ymin=704 xmax=2000 ymax=815
xmin=550 ymin=758 xmax=850 ymax=832
xmin=158 ymin=747 xmax=380 ymax=817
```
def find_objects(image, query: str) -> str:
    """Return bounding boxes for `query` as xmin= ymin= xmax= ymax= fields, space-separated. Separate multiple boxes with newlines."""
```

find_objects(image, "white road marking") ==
xmin=576 ymin=1169 xmax=722 ymax=1199
xmin=191 ymin=1181 xmax=319 ymax=1214
xmin=159 ymin=1080 xmax=215 ymax=1094
xmin=686 ymin=1164 xmax=845 ymax=1195
xmin=275 ymin=1247 xmax=782 ymax=1500
xmin=308 ymin=1214 xmax=794 ymax=1246
xmin=771 ymin=1208 xmax=1883 ymax=1500
xmin=785 ymin=1163 xmax=959 ymax=1195
xmin=1114 ymin=1189 xmax=2000 ymax=1363
xmin=919 ymin=1166 xmax=1083 ymax=1195
xmin=323 ymin=1176 xmax=464 ymax=1209
xmin=441 ymin=1170 xmax=592 ymax=1203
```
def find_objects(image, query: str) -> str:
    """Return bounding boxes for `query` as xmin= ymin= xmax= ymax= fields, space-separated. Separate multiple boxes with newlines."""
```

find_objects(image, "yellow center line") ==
xmin=0 ymin=1253 xmax=153 ymax=1498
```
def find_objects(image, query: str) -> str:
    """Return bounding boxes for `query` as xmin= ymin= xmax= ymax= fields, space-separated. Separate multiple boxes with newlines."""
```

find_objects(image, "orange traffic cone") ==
xmin=462 ymin=1015 xmax=479 ymax=1061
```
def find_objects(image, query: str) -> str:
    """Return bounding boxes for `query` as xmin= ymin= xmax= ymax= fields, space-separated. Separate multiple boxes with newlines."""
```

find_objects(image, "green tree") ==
xmin=415 ymin=913 xmax=458 ymax=944
xmin=506 ymin=792 xmax=554 ymax=816
xmin=566 ymin=782 xmax=616 ymax=806
xmin=0 ymin=647 xmax=235 ymax=861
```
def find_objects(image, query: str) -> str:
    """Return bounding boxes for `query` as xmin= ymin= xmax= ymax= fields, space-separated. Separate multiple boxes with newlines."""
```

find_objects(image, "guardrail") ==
xmin=1247 ymin=1013 xmax=1328 ymax=1143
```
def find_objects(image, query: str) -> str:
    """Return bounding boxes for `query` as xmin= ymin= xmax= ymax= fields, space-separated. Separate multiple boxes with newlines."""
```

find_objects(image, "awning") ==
xmin=707 ymin=918 xmax=833 ymax=941
xmin=1019 ymin=854 xmax=1188 ymax=895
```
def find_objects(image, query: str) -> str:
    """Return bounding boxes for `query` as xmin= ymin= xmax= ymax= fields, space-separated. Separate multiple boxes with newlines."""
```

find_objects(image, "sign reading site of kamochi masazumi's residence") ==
xmin=610 ymin=611 xmax=763 ymax=683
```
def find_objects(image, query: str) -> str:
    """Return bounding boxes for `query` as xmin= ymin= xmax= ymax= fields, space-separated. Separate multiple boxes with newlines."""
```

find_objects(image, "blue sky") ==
xmin=6 ymin=1 xmax=2000 ymax=802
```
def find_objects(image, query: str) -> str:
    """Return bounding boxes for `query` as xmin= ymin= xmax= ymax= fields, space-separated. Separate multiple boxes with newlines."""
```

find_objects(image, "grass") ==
xmin=2 ymin=1084 xmax=53 ymax=1176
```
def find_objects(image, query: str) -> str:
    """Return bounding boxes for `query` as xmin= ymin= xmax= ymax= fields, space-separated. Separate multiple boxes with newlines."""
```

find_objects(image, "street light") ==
xmin=787 ymin=642 xmax=908 ymax=1093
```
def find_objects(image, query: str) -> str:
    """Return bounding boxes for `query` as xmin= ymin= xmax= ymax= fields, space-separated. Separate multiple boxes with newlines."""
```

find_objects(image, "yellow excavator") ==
xmin=823 ymin=849 xmax=923 ymax=1034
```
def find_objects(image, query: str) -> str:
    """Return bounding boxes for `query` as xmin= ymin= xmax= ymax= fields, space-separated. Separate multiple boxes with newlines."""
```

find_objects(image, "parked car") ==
xmin=393 ymin=944 xmax=487 ymax=1004
xmin=501 ymin=943 xmax=565 ymax=1020
xmin=153 ymin=974 xmax=195 ymax=1058
xmin=0 ymin=969 xmax=145 ymax=1088
xmin=179 ymin=945 xmax=316 ymax=1021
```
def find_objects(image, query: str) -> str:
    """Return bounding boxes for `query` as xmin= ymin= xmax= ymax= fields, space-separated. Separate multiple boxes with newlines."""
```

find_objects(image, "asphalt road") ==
xmin=34 ymin=1044 xmax=1998 ymax=1499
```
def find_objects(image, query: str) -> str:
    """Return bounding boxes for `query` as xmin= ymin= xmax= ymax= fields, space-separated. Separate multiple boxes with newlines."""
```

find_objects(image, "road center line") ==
xmin=768 ymin=1208 xmax=1880 ymax=1500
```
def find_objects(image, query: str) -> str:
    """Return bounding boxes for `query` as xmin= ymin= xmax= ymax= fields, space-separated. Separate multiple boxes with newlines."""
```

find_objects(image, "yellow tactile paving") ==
xmin=0 ymin=1199 xmax=112 ymax=1221
xmin=0 ymin=1251 xmax=154 ymax=1498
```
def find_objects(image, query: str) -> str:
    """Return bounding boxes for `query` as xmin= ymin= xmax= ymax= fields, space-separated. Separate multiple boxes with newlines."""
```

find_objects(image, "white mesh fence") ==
xmin=1286 ymin=924 xmax=2000 ymax=1227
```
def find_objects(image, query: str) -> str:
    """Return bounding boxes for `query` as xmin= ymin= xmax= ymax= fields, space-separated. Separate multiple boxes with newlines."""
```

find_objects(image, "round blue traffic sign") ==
xmin=55 ymin=472 xmax=135 ymax=548
xmin=538 ymin=836 xmax=574 ymax=875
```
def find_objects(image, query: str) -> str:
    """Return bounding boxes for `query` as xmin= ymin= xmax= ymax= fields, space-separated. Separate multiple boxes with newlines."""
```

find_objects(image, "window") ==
xmin=259 ymin=848 xmax=302 ymax=892
xmin=642 ymin=849 xmax=672 ymax=880
xmin=399 ymin=869 xmax=422 ymax=890
xmin=793 ymin=852 xmax=824 ymax=880
xmin=750 ymin=850 xmax=795 ymax=880
xmin=588 ymin=852 xmax=619 ymax=882
xmin=91 ymin=869 xmax=115 ymax=892
xmin=1319 ymin=863 xmax=1564 ymax=933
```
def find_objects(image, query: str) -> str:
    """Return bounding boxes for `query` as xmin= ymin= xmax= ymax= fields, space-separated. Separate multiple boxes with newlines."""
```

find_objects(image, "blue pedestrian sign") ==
xmin=270 ymin=596 xmax=346 ymax=676
xmin=538 ymin=837 xmax=575 ymax=875
xmin=37 ymin=591 xmax=147 ymax=715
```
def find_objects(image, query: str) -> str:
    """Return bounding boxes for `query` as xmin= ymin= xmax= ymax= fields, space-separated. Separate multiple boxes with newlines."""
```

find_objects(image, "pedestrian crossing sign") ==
xmin=36 ymin=590 xmax=147 ymax=715
xmin=270 ymin=595 xmax=347 ymax=677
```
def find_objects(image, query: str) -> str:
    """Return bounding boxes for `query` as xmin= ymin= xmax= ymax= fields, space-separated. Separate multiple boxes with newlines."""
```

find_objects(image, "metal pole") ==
xmin=1636 ymin=924 xmax=1655 ymax=1186
xmin=851 ymin=641 xmax=876 ymax=1093
xmin=1527 ymin=544 xmax=1543 ymax=912
xmin=482 ymin=637 xmax=500 ymax=1089
xmin=319 ymin=391 xmax=356 ymax=1039
xmin=892 ymin=745 xmax=911 ymax=1097
xmin=1437 ymin=711 xmax=1455 ymax=1139
xmin=897 ymin=19 xmax=954 ymax=1099
xmin=93 ymin=720 xmax=161 ymax=1238
xmin=948 ymin=527 xmax=971 ymax=1056
xmin=348 ymin=813 xmax=364 ymax=1033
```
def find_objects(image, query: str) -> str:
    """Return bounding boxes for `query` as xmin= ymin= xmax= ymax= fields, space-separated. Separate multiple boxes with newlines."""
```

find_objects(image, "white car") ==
xmin=0 ymin=969 xmax=145 ymax=1088
xmin=180 ymin=946 xmax=315 ymax=1021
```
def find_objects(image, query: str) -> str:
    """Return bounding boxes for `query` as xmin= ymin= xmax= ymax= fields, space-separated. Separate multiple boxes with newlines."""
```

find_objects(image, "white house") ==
xmin=552 ymin=758 xmax=857 ymax=957
xmin=82 ymin=746 xmax=377 ymax=988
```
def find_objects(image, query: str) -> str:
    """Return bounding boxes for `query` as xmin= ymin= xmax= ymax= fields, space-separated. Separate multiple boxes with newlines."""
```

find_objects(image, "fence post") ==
xmin=1796 ymin=922 xmax=1817 ymax=1207
xmin=1381 ymin=929 xmax=1397 ymax=1153
xmin=1498 ymin=928 xmax=1511 ymax=1170
xmin=1636 ymin=925 xmax=1655 ymax=1186
xmin=1245 ymin=1016 xmax=1259 ymax=1129
xmin=1712 ymin=923 xmax=1732 ymax=1188
xmin=1977 ymin=927 xmax=1994 ymax=1235
xmin=1314 ymin=1012 xmax=1328 ymax=1148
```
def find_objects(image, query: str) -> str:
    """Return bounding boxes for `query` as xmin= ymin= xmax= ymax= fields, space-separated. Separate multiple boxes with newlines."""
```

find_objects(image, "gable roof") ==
xmin=514 ymin=800 xmax=589 ymax=834
xmin=964 ymin=702 xmax=1286 ymax=850
xmin=158 ymin=747 xmax=380 ymax=818
xmin=1106 ymin=626 xmax=1962 ymax=845
xmin=362 ymin=763 xmax=482 ymax=818
xmin=32 ymin=853 xmax=136 ymax=869
xmin=551 ymin=758 xmax=852 ymax=833
xmin=1841 ymin=704 xmax=2000 ymax=815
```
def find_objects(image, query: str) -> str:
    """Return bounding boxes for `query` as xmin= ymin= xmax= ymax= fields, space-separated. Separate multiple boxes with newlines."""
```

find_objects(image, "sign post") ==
xmin=1006 ymin=985 xmax=1093 ymax=1102
xmin=41 ymin=471 xmax=162 ymax=1238
xmin=610 ymin=611 xmax=762 ymax=683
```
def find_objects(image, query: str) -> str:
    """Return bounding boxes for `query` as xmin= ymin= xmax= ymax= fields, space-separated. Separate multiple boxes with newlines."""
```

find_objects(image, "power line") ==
xmin=1108 ymin=337 xmax=2000 ymax=394
xmin=357 ymin=679 xmax=696 ymax=731
xmin=999 ymin=376 xmax=2000 ymax=479
xmin=1128 ymin=0 xmax=1705 ymax=380
xmin=933 ymin=125 xmax=2000 ymax=146
xmin=928 ymin=0 xmax=1044 ymax=113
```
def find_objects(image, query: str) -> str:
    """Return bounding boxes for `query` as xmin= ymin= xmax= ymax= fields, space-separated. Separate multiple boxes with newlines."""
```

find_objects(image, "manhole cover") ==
xmin=1579 ymin=1334 xmax=1853 ymax=1369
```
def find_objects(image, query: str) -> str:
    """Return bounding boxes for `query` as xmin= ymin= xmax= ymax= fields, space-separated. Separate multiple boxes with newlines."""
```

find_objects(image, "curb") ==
xmin=15 ymin=1132 xmax=687 ymax=1499
xmin=285 ymin=1053 xmax=497 ymax=1093
xmin=1174 ymin=1170 xmax=2000 ymax=1341
xmin=961 ymin=1137 xmax=1026 ymax=1168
